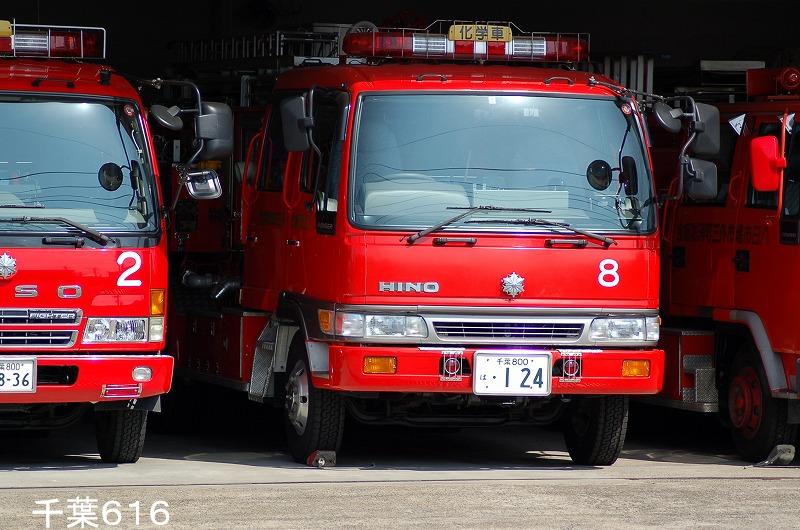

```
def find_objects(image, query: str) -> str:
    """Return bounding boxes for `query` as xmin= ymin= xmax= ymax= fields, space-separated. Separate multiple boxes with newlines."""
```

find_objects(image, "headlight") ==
xmin=324 ymin=312 xmax=428 ymax=339
xmin=590 ymin=316 xmax=659 ymax=343
xmin=83 ymin=318 xmax=148 ymax=343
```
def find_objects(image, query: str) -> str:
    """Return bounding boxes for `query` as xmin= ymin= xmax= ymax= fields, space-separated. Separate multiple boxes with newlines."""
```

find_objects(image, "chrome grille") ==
xmin=0 ymin=309 xmax=81 ymax=325
xmin=433 ymin=321 xmax=584 ymax=340
xmin=0 ymin=331 xmax=76 ymax=347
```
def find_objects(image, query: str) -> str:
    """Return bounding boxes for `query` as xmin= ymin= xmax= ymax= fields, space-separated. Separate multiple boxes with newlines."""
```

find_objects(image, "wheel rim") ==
xmin=728 ymin=366 xmax=763 ymax=439
xmin=285 ymin=359 xmax=310 ymax=436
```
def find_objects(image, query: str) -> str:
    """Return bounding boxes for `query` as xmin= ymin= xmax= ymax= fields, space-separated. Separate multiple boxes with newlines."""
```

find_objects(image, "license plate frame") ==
xmin=473 ymin=350 xmax=551 ymax=396
xmin=0 ymin=357 xmax=36 ymax=393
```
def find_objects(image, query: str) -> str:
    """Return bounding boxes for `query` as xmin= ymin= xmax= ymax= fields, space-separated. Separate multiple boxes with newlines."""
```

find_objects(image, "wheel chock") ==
xmin=306 ymin=450 xmax=337 ymax=468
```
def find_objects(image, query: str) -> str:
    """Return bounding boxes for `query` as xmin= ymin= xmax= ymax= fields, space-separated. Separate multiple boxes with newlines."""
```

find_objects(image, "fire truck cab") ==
xmin=170 ymin=21 xmax=670 ymax=466
xmin=0 ymin=20 xmax=231 ymax=462
xmin=653 ymin=67 xmax=800 ymax=461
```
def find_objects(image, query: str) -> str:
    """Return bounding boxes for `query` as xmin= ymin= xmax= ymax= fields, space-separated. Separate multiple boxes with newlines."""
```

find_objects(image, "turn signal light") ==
xmin=622 ymin=360 xmax=650 ymax=377
xmin=363 ymin=356 xmax=397 ymax=374
xmin=150 ymin=289 xmax=166 ymax=316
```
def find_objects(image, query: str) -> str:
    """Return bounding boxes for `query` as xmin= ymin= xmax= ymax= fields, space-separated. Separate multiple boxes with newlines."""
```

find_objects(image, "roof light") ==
xmin=342 ymin=20 xmax=589 ymax=63
xmin=0 ymin=20 xmax=106 ymax=59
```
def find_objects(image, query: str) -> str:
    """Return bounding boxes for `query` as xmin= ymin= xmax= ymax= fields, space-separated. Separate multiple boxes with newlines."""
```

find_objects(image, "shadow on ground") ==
xmin=0 ymin=387 xmax=763 ymax=473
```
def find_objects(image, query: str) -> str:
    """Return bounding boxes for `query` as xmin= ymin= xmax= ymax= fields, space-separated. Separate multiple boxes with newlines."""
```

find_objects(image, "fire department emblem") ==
xmin=501 ymin=272 xmax=525 ymax=298
xmin=0 ymin=253 xmax=16 ymax=280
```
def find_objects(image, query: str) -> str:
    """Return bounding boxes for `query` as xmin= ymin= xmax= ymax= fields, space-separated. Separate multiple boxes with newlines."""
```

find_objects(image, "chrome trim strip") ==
xmin=0 ymin=330 xmax=77 ymax=348
xmin=336 ymin=304 xmax=657 ymax=317
xmin=0 ymin=308 xmax=82 ymax=326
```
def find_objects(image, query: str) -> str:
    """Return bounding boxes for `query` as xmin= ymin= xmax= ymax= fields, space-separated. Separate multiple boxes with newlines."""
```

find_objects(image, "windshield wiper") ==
xmin=467 ymin=217 xmax=617 ymax=247
xmin=406 ymin=205 xmax=551 ymax=245
xmin=0 ymin=216 xmax=111 ymax=246
xmin=0 ymin=204 xmax=44 ymax=208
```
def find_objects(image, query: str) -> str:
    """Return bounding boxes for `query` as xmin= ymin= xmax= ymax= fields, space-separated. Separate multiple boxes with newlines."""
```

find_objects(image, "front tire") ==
xmin=563 ymin=396 xmax=628 ymax=466
xmin=95 ymin=410 xmax=148 ymax=463
xmin=283 ymin=337 xmax=344 ymax=464
xmin=727 ymin=346 xmax=797 ymax=462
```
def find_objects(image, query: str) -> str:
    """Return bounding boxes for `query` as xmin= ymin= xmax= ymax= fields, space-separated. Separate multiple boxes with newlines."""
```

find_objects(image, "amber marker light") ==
xmin=150 ymin=289 xmax=166 ymax=316
xmin=622 ymin=360 xmax=651 ymax=377
xmin=363 ymin=356 xmax=397 ymax=374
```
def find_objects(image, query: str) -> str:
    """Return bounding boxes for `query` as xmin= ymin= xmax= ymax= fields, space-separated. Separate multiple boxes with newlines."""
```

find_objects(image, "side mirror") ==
xmin=653 ymin=101 xmax=682 ymax=133
xmin=586 ymin=160 xmax=612 ymax=190
xmin=749 ymin=135 xmax=786 ymax=192
xmin=692 ymin=103 xmax=721 ymax=157
xmin=685 ymin=158 xmax=718 ymax=201
xmin=197 ymin=102 xmax=233 ymax=160
xmin=185 ymin=168 xmax=222 ymax=200
xmin=150 ymin=104 xmax=183 ymax=131
xmin=281 ymin=96 xmax=311 ymax=152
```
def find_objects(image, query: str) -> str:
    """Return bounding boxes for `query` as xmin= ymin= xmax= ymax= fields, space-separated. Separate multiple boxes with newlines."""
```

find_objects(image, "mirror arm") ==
xmin=304 ymin=87 xmax=324 ymax=211
xmin=170 ymin=165 xmax=188 ymax=212
xmin=661 ymin=131 xmax=698 ymax=201
xmin=150 ymin=78 xmax=203 ymax=115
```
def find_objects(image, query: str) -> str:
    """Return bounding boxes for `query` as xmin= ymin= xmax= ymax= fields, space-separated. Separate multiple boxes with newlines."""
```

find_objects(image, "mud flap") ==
xmin=248 ymin=321 xmax=298 ymax=402
xmin=789 ymin=399 xmax=800 ymax=425
xmin=95 ymin=396 xmax=160 ymax=412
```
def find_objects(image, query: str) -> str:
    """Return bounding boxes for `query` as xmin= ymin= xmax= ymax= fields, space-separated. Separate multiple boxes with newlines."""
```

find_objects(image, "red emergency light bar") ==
xmin=746 ymin=67 xmax=800 ymax=97
xmin=342 ymin=21 xmax=589 ymax=63
xmin=0 ymin=20 xmax=106 ymax=59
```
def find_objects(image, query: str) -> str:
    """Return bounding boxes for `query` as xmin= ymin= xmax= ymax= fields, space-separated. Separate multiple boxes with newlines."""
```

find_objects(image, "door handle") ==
xmin=733 ymin=250 xmax=749 ymax=272
xmin=286 ymin=240 xmax=300 ymax=247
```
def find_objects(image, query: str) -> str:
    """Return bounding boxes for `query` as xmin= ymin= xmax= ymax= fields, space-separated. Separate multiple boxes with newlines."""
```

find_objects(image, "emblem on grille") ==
xmin=0 ymin=253 xmax=16 ymax=280
xmin=501 ymin=272 xmax=525 ymax=298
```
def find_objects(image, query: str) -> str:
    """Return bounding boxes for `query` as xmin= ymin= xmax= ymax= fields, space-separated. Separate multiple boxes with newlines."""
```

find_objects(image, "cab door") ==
xmin=285 ymin=90 xmax=349 ymax=300
xmin=240 ymin=105 xmax=292 ymax=311
xmin=666 ymin=114 xmax=741 ymax=312
xmin=733 ymin=114 xmax=800 ymax=354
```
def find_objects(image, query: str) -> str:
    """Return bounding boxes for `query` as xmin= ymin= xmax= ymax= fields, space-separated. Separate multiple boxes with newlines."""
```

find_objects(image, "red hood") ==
xmin=349 ymin=233 xmax=658 ymax=310
xmin=0 ymin=246 xmax=167 ymax=352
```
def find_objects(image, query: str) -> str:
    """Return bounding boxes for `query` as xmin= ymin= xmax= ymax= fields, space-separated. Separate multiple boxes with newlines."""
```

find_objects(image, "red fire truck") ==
xmin=168 ymin=21 xmax=685 ymax=466
xmin=651 ymin=67 xmax=800 ymax=461
xmin=0 ymin=20 xmax=230 ymax=462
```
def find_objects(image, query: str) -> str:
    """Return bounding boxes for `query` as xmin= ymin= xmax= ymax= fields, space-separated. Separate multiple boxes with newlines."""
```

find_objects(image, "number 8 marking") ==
xmin=598 ymin=259 xmax=620 ymax=287
xmin=117 ymin=251 xmax=143 ymax=287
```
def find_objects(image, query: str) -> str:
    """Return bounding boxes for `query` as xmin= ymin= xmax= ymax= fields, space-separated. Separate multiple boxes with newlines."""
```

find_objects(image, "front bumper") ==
xmin=0 ymin=354 xmax=173 ymax=404
xmin=313 ymin=345 xmax=664 ymax=395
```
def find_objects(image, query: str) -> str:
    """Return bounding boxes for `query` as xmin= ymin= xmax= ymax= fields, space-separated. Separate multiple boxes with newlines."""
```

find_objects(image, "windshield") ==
xmin=350 ymin=93 xmax=655 ymax=233
xmin=0 ymin=95 xmax=158 ymax=233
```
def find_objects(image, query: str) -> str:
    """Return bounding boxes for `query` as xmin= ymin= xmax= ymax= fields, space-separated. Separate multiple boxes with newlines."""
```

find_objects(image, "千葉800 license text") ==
xmin=32 ymin=497 xmax=170 ymax=528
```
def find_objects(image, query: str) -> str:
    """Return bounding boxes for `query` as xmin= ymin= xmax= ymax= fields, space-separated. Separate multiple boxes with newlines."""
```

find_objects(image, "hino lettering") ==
xmin=379 ymin=282 xmax=440 ymax=293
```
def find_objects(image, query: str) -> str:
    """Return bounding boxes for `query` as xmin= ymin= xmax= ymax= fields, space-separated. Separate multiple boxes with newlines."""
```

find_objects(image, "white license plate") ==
xmin=473 ymin=351 xmax=551 ymax=396
xmin=0 ymin=358 xmax=36 ymax=393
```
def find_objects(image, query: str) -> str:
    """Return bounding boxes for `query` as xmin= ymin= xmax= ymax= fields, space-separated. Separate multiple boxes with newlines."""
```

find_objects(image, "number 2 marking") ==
xmin=117 ymin=251 xmax=142 ymax=287
xmin=598 ymin=259 xmax=620 ymax=287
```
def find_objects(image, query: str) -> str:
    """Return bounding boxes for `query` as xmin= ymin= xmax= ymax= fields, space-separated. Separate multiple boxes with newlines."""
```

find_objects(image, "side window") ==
xmin=747 ymin=121 xmax=781 ymax=209
xmin=300 ymin=91 xmax=347 ymax=234
xmin=236 ymin=112 xmax=263 ymax=187
xmin=782 ymin=122 xmax=800 ymax=217
xmin=257 ymin=108 xmax=287 ymax=192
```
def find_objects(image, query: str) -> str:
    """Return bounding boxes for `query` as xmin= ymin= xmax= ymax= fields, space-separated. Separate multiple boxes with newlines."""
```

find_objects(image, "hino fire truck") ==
xmin=651 ymin=66 xmax=800 ymax=462
xmin=0 ymin=20 xmax=230 ymax=462
xmin=168 ymin=21 xmax=680 ymax=466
